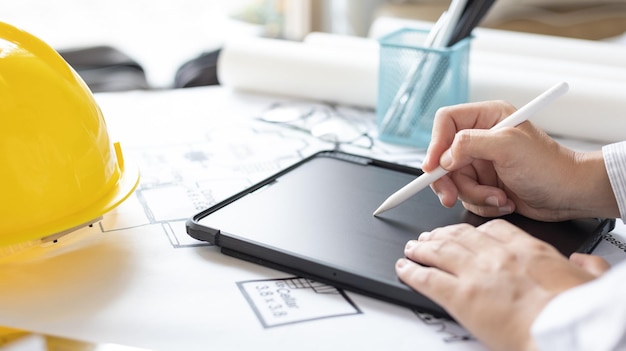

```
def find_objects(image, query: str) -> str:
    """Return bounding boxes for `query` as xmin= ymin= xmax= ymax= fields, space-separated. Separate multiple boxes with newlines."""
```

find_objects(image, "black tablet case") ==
xmin=186 ymin=150 xmax=614 ymax=317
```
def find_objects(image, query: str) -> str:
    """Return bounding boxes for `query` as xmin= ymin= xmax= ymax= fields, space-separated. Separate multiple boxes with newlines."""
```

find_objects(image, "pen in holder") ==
xmin=377 ymin=28 xmax=472 ymax=148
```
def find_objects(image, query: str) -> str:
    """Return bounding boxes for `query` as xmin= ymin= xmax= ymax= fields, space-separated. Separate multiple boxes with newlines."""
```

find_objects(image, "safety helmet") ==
xmin=0 ymin=22 xmax=139 ymax=251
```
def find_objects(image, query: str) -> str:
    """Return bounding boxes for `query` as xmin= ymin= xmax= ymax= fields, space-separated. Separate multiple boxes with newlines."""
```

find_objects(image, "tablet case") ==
xmin=186 ymin=150 xmax=614 ymax=318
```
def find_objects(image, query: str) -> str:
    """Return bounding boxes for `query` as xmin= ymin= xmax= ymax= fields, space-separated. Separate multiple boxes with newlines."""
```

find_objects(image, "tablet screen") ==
xmin=188 ymin=151 xmax=611 ymax=316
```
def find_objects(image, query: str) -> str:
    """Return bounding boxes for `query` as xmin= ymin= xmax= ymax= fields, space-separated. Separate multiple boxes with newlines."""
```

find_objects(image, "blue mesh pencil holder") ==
xmin=377 ymin=28 xmax=472 ymax=149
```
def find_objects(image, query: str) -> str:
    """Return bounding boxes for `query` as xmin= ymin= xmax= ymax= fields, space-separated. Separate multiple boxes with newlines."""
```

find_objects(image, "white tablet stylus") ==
xmin=373 ymin=81 xmax=570 ymax=216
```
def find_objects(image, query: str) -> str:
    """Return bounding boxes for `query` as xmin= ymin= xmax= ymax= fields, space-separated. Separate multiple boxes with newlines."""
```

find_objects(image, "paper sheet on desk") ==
xmin=0 ymin=87 xmax=482 ymax=351
xmin=0 ymin=86 xmax=624 ymax=351
xmin=217 ymin=27 xmax=626 ymax=143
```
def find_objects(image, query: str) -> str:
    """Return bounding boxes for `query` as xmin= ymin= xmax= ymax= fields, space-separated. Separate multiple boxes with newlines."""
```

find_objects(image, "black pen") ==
xmin=400 ymin=0 xmax=497 ymax=137
xmin=448 ymin=0 xmax=496 ymax=46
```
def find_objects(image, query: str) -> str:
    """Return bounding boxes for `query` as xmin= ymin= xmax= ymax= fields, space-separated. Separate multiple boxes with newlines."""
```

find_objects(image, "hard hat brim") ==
xmin=47 ymin=162 xmax=141 ymax=238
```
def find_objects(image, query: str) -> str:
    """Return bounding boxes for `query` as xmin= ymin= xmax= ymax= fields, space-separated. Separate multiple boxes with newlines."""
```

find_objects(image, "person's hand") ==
xmin=569 ymin=252 xmax=610 ymax=277
xmin=395 ymin=219 xmax=608 ymax=351
xmin=421 ymin=101 xmax=618 ymax=221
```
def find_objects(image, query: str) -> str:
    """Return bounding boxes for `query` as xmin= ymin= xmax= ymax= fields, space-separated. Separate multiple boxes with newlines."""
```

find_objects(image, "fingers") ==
xmin=430 ymin=164 xmax=515 ymax=215
xmin=397 ymin=219 xmax=594 ymax=351
xmin=474 ymin=219 xmax=534 ymax=244
xmin=403 ymin=221 xmax=526 ymax=274
xmin=397 ymin=221 xmax=521 ymax=308
xmin=422 ymin=101 xmax=516 ymax=172
xmin=396 ymin=219 xmax=554 ymax=310
xmin=395 ymin=258 xmax=457 ymax=306
xmin=404 ymin=220 xmax=542 ymax=273
xmin=461 ymin=198 xmax=516 ymax=219
xmin=404 ymin=225 xmax=477 ymax=274
xmin=443 ymin=127 xmax=525 ymax=171
xmin=569 ymin=253 xmax=610 ymax=277
xmin=421 ymin=102 xmax=526 ymax=215
xmin=450 ymin=163 xmax=514 ymax=215
xmin=427 ymin=125 xmax=541 ymax=216
xmin=429 ymin=175 xmax=459 ymax=208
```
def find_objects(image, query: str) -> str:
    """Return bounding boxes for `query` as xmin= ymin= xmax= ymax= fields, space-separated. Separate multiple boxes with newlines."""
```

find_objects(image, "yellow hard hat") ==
xmin=0 ymin=22 xmax=139 ymax=250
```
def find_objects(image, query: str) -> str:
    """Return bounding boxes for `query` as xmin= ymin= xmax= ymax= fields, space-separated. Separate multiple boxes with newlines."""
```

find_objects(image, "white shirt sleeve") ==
xmin=604 ymin=142 xmax=626 ymax=222
xmin=531 ymin=261 xmax=626 ymax=350
xmin=530 ymin=141 xmax=626 ymax=350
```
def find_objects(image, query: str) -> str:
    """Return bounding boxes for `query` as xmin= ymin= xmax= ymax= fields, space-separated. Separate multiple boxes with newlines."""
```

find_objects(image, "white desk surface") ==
xmin=0 ymin=86 xmax=624 ymax=351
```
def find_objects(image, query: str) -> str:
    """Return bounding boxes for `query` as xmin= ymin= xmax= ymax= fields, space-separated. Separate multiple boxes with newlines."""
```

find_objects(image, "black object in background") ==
xmin=59 ymin=45 xmax=150 ymax=92
xmin=448 ymin=0 xmax=497 ymax=46
xmin=186 ymin=150 xmax=614 ymax=318
xmin=174 ymin=49 xmax=221 ymax=88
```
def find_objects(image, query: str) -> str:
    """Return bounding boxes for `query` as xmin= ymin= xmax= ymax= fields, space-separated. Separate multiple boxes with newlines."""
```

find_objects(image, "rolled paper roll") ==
xmin=217 ymin=36 xmax=378 ymax=107
xmin=218 ymin=30 xmax=626 ymax=143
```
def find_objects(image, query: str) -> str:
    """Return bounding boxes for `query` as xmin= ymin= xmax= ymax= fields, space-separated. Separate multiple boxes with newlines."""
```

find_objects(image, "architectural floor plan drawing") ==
xmin=97 ymin=123 xmax=318 ymax=249
xmin=88 ymin=87 xmax=480 ymax=347
xmin=95 ymin=88 xmax=426 ymax=251
xmin=238 ymin=277 xmax=361 ymax=328
xmin=3 ymin=87 xmax=624 ymax=351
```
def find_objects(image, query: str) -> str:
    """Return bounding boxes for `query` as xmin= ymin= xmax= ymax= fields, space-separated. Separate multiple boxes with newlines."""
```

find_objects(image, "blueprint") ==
xmin=0 ymin=86 xmax=624 ymax=351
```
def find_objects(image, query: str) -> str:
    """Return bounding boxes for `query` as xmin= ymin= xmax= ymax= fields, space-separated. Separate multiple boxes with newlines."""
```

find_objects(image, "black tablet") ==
xmin=186 ymin=150 xmax=614 ymax=317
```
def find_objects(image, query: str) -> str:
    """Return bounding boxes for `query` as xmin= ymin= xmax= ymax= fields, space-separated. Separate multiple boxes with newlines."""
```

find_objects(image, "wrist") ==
xmin=567 ymin=150 xmax=619 ymax=219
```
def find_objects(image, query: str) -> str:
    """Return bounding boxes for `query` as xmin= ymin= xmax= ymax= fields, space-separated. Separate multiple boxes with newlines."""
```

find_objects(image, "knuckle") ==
xmin=527 ymin=239 xmax=555 ymax=253
xmin=428 ymin=239 xmax=446 ymax=254
xmin=433 ymin=223 xmax=474 ymax=240
xmin=434 ymin=105 xmax=453 ymax=120
xmin=500 ymin=100 xmax=517 ymax=114
xmin=453 ymin=130 xmax=474 ymax=149
xmin=490 ymin=100 xmax=516 ymax=115
xmin=479 ymin=218 xmax=509 ymax=231
xmin=480 ymin=251 xmax=517 ymax=273
xmin=417 ymin=267 xmax=435 ymax=284
xmin=456 ymin=282 xmax=481 ymax=301
xmin=494 ymin=126 xmax=520 ymax=141
xmin=499 ymin=250 xmax=519 ymax=265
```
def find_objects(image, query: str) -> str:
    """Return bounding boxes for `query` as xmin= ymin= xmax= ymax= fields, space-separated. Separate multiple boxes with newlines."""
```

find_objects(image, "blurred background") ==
xmin=2 ymin=0 xmax=625 ymax=89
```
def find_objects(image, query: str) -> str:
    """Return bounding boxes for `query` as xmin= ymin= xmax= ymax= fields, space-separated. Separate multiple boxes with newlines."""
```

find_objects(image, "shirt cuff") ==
xmin=603 ymin=142 xmax=626 ymax=222
xmin=531 ymin=260 xmax=626 ymax=350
